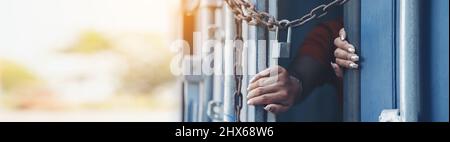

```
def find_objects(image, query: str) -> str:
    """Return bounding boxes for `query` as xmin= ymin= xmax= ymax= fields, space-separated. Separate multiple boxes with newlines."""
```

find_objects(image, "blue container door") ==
xmin=422 ymin=0 xmax=449 ymax=122
xmin=359 ymin=0 xmax=397 ymax=122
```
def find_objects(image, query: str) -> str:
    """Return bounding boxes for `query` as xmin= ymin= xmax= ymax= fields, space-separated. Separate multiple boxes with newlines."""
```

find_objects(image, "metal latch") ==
xmin=379 ymin=109 xmax=401 ymax=122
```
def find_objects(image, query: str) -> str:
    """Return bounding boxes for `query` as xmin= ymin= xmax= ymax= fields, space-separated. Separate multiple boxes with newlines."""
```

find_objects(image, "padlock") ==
xmin=272 ymin=26 xmax=292 ymax=59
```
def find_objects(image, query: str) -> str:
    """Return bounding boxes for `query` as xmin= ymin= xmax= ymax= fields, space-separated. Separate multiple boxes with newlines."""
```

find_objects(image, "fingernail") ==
xmin=331 ymin=63 xmax=337 ymax=69
xmin=249 ymin=76 xmax=256 ymax=83
xmin=340 ymin=28 xmax=346 ymax=40
xmin=350 ymin=55 xmax=359 ymax=61
xmin=340 ymin=35 xmax=345 ymax=41
xmin=348 ymin=47 xmax=355 ymax=53
xmin=331 ymin=62 xmax=337 ymax=66
xmin=264 ymin=105 xmax=271 ymax=111
xmin=247 ymin=100 xmax=252 ymax=105
xmin=349 ymin=63 xmax=359 ymax=69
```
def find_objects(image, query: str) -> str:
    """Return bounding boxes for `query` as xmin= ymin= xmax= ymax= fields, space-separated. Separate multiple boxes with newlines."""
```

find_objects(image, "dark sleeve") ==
xmin=289 ymin=19 xmax=343 ymax=102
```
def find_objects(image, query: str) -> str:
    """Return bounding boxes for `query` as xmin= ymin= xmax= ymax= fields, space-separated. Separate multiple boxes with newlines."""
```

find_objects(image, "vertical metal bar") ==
xmin=183 ymin=56 xmax=203 ymax=122
xmin=247 ymin=24 xmax=258 ymax=122
xmin=398 ymin=0 xmax=420 ymax=122
xmin=246 ymin=0 xmax=269 ymax=122
xmin=266 ymin=0 xmax=278 ymax=122
xmin=241 ymin=20 xmax=249 ymax=122
xmin=198 ymin=0 xmax=222 ymax=122
xmin=223 ymin=5 xmax=237 ymax=122
xmin=210 ymin=5 xmax=225 ymax=122
xmin=184 ymin=82 xmax=200 ymax=122
xmin=198 ymin=0 xmax=213 ymax=122
xmin=343 ymin=0 xmax=361 ymax=122
xmin=181 ymin=0 xmax=202 ymax=122
xmin=180 ymin=0 xmax=197 ymax=122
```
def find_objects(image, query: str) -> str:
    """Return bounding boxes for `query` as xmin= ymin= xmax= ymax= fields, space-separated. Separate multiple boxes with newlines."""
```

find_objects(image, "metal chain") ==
xmin=227 ymin=0 xmax=348 ymax=122
xmin=234 ymin=20 xmax=244 ymax=122
xmin=225 ymin=0 xmax=349 ymax=30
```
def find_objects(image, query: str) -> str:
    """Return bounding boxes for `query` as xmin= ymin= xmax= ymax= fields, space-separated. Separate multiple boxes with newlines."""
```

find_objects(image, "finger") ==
xmin=247 ymin=84 xmax=279 ymax=99
xmin=264 ymin=104 xmax=290 ymax=114
xmin=248 ymin=74 xmax=285 ymax=91
xmin=248 ymin=77 xmax=266 ymax=91
xmin=247 ymin=92 xmax=286 ymax=106
xmin=250 ymin=67 xmax=280 ymax=83
xmin=249 ymin=66 xmax=285 ymax=83
xmin=331 ymin=62 xmax=343 ymax=78
xmin=334 ymin=48 xmax=359 ymax=62
xmin=339 ymin=28 xmax=346 ymax=41
xmin=336 ymin=58 xmax=358 ymax=69
xmin=247 ymin=76 xmax=278 ymax=94
xmin=334 ymin=37 xmax=355 ymax=53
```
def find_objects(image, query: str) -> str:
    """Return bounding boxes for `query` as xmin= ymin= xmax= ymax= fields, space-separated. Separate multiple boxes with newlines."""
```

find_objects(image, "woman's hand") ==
xmin=247 ymin=66 xmax=301 ymax=114
xmin=332 ymin=28 xmax=359 ymax=78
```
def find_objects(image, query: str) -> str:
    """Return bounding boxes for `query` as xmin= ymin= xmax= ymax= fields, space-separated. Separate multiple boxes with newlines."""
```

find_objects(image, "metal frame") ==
xmin=398 ymin=0 xmax=421 ymax=122
xmin=245 ymin=0 xmax=271 ymax=122
xmin=223 ymin=3 xmax=238 ymax=122
xmin=343 ymin=0 xmax=361 ymax=122
xmin=198 ymin=0 xmax=223 ymax=122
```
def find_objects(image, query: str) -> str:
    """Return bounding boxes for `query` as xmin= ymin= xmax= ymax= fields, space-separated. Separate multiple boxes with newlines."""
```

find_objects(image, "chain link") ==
xmin=225 ymin=0 xmax=349 ymax=30
xmin=234 ymin=20 xmax=244 ymax=122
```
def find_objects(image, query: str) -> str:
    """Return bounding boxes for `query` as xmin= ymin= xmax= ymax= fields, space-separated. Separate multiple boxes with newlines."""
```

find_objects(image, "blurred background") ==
xmin=0 ymin=0 xmax=182 ymax=122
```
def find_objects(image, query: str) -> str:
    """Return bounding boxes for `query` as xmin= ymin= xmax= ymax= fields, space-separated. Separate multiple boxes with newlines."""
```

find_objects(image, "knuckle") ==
xmin=256 ymin=88 xmax=264 ymax=94
xmin=257 ymin=79 xmax=265 ymax=86
xmin=260 ymin=95 xmax=269 ymax=103
xmin=279 ymin=90 xmax=289 ymax=98
xmin=276 ymin=66 xmax=285 ymax=72
xmin=277 ymin=80 xmax=287 ymax=86
xmin=249 ymin=84 xmax=256 ymax=90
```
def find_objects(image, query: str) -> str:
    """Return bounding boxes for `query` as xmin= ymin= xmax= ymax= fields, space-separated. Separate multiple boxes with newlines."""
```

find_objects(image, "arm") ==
xmin=290 ymin=20 xmax=344 ymax=102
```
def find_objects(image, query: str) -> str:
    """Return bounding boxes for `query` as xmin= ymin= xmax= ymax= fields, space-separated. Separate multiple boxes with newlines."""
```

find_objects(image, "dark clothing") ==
xmin=290 ymin=19 xmax=344 ymax=109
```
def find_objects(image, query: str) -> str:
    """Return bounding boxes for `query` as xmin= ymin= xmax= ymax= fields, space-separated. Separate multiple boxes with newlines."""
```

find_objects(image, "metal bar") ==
xmin=266 ymin=0 xmax=278 ymax=122
xmin=198 ymin=1 xmax=214 ymax=122
xmin=183 ymin=56 xmax=203 ymax=122
xmin=246 ymin=23 xmax=258 ymax=122
xmin=343 ymin=0 xmax=361 ymax=122
xmin=180 ymin=0 xmax=197 ymax=122
xmin=210 ymin=5 xmax=225 ymax=122
xmin=223 ymin=5 xmax=237 ymax=122
xmin=241 ymin=20 xmax=249 ymax=122
xmin=184 ymin=82 xmax=200 ymax=122
xmin=246 ymin=0 xmax=269 ymax=122
xmin=398 ymin=0 xmax=420 ymax=122
xmin=181 ymin=0 xmax=201 ymax=122
xmin=198 ymin=0 xmax=223 ymax=122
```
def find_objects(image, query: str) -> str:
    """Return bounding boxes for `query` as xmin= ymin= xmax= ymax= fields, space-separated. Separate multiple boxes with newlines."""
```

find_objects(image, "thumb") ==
xmin=331 ymin=62 xmax=343 ymax=78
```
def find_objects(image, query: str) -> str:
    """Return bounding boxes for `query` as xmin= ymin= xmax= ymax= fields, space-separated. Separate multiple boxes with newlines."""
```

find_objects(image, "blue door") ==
xmin=346 ymin=0 xmax=449 ymax=122
xmin=359 ymin=0 xmax=398 ymax=122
